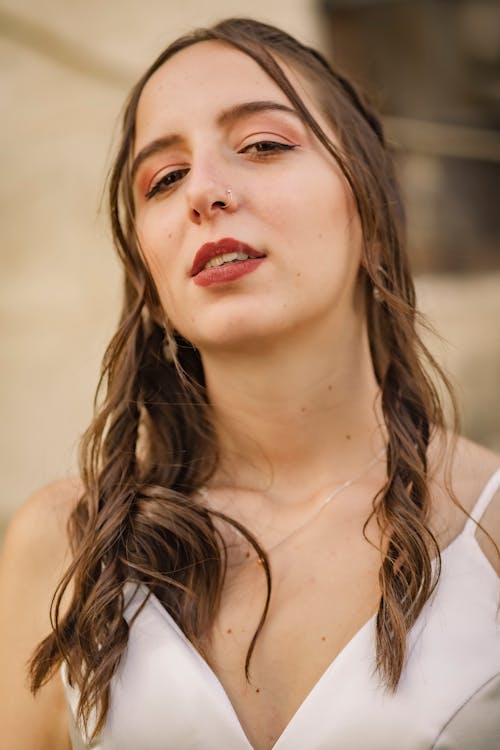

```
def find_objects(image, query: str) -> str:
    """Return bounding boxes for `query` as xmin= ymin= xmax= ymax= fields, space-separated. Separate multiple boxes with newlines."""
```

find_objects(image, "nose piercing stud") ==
xmin=222 ymin=188 xmax=232 ymax=208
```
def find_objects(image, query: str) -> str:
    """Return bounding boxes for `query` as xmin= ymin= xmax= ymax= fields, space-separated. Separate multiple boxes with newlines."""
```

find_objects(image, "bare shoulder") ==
xmin=458 ymin=437 xmax=500 ymax=575
xmin=0 ymin=478 xmax=82 ymax=750
xmin=436 ymin=433 xmax=500 ymax=574
xmin=2 ymin=477 xmax=82 ymax=583
xmin=7 ymin=476 xmax=82 ymax=540
xmin=449 ymin=434 xmax=499 ymax=500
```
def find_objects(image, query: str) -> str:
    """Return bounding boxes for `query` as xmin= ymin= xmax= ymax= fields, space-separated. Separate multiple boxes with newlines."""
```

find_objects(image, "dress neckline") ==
xmin=128 ymin=528 xmax=488 ymax=750
xmin=125 ymin=466 xmax=500 ymax=750
xmin=134 ymin=580 xmax=377 ymax=750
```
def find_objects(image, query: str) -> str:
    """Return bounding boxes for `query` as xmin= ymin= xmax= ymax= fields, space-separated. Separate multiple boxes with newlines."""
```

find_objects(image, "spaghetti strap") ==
xmin=463 ymin=467 xmax=500 ymax=536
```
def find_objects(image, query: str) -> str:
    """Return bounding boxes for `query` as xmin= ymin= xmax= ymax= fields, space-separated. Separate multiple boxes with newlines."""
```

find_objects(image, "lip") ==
xmin=190 ymin=237 xmax=266 ymax=278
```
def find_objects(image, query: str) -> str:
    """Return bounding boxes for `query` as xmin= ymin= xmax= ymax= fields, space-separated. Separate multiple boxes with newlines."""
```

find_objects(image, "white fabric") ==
xmin=63 ymin=469 xmax=500 ymax=749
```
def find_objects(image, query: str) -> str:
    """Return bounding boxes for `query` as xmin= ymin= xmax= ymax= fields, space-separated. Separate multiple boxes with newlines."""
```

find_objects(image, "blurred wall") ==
xmin=319 ymin=0 xmax=500 ymax=272
xmin=316 ymin=0 xmax=500 ymax=452
xmin=1 ymin=0 xmax=499 ymax=531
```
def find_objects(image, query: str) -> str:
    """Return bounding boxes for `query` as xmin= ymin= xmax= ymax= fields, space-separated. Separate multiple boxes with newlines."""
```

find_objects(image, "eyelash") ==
xmin=145 ymin=168 xmax=189 ymax=200
xmin=145 ymin=141 xmax=297 ymax=200
xmin=240 ymin=140 xmax=297 ymax=156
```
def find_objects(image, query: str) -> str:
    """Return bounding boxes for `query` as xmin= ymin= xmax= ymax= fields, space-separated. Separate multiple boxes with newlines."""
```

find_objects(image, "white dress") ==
xmin=63 ymin=469 xmax=500 ymax=750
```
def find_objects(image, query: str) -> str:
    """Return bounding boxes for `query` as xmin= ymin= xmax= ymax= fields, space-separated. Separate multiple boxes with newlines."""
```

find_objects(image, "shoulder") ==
xmin=448 ymin=434 xmax=500 ymax=497
xmin=12 ymin=475 xmax=82 ymax=524
xmin=3 ymin=477 xmax=82 ymax=571
xmin=431 ymin=433 xmax=500 ymax=574
xmin=0 ymin=478 xmax=82 ymax=749
xmin=463 ymin=440 xmax=500 ymax=576
xmin=449 ymin=434 xmax=500 ymax=510
xmin=0 ymin=476 xmax=83 ymax=652
xmin=0 ymin=476 xmax=83 ymax=629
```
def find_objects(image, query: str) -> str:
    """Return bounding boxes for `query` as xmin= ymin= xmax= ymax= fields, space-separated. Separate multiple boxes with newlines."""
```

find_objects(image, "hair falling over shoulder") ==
xmin=29 ymin=18 xmax=458 ymax=739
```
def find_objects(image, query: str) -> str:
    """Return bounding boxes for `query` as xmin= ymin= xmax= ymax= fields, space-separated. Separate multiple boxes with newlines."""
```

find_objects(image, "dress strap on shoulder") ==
xmin=463 ymin=466 xmax=500 ymax=536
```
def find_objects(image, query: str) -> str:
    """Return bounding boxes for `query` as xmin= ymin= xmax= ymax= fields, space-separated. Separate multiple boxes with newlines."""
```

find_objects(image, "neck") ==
xmin=200 ymin=316 xmax=385 ymax=501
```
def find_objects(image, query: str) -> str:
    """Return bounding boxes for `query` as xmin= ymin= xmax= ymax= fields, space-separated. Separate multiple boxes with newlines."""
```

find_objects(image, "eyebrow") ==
xmin=131 ymin=100 xmax=300 ymax=180
xmin=217 ymin=100 xmax=299 ymax=127
xmin=131 ymin=134 xmax=183 ymax=180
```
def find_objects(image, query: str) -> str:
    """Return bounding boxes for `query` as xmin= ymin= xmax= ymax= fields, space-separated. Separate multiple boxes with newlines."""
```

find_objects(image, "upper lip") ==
xmin=190 ymin=237 xmax=265 ymax=276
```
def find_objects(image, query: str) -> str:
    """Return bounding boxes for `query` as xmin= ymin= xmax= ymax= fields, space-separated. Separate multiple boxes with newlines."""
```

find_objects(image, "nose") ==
xmin=186 ymin=175 xmax=237 ymax=224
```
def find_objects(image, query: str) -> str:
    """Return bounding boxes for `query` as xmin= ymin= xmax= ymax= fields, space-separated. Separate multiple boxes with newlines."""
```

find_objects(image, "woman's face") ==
xmin=132 ymin=41 xmax=364 ymax=353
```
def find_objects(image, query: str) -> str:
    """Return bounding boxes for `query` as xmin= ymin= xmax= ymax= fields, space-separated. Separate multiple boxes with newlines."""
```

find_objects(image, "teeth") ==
xmin=204 ymin=251 xmax=251 ymax=269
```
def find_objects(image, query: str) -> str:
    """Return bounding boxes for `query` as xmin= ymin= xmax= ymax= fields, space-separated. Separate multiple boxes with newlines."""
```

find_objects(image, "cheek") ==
xmin=301 ymin=174 xmax=363 ymax=292
xmin=300 ymin=177 xmax=359 ymax=256
xmin=136 ymin=221 xmax=178 ymax=311
xmin=317 ymin=173 xmax=362 ymax=258
xmin=292 ymin=157 xmax=354 ymax=229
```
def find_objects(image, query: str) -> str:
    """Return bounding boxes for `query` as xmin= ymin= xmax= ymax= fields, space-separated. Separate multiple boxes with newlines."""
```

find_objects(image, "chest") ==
xmin=202 ymin=522 xmax=382 ymax=750
xmin=96 ymin=526 xmax=499 ymax=750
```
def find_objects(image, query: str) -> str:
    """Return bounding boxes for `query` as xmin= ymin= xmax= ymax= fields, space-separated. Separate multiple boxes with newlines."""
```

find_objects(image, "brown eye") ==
xmin=146 ymin=168 xmax=189 ymax=200
xmin=240 ymin=141 xmax=296 ymax=155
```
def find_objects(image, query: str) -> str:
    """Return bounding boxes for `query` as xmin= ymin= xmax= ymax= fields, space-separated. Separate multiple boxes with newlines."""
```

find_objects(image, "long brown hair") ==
xmin=30 ymin=17 xmax=456 ymax=738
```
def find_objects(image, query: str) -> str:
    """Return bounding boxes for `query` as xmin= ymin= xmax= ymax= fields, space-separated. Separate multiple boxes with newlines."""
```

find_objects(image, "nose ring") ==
xmin=221 ymin=188 xmax=232 ymax=208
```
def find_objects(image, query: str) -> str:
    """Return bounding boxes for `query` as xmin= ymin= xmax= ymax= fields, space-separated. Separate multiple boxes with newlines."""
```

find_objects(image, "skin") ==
xmin=0 ymin=40 xmax=499 ymax=750
xmin=134 ymin=43 xmax=364 ymax=355
xmin=133 ymin=41 xmax=382 ymax=494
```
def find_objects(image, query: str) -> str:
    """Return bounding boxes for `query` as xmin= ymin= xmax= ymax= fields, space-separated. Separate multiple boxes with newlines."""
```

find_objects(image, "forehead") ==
xmin=134 ymin=41 xmax=319 ymax=150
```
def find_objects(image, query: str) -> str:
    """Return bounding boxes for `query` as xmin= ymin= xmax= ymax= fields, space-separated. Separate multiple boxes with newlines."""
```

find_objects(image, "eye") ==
xmin=239 ymin=140 xmax=297 ymax=156
xmin=145 ymin=167 xmax=189 ymax=200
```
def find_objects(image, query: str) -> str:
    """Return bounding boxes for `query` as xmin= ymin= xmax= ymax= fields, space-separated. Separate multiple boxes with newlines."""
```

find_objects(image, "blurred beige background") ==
xmin=1 ymin=0 xmax=499 ymax=531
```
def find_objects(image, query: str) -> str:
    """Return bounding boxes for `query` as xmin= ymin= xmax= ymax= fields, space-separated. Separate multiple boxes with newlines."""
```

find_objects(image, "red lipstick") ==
xmin=191 ymin=237 xmax=265 ymax=287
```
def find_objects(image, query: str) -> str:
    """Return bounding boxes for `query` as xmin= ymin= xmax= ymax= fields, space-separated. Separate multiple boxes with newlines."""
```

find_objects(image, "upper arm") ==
xmin=0 ymin=479 xmax=81 ymax=750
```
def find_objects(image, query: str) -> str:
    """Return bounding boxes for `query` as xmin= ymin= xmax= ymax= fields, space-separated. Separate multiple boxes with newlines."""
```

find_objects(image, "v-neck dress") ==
xmin=63 ymin=469 xmax=500 ymax=750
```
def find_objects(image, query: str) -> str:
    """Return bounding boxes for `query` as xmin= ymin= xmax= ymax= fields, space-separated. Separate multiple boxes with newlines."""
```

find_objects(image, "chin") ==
xmin=191 ymin=320 xmax=284 ymax=356
xmin=196 ymin=331 xmax=272 ymax=355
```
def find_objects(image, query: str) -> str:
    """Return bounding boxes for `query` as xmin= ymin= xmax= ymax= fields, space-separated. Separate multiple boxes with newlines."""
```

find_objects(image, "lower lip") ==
xmin=192 ymin=258 xmax=265 ymax=287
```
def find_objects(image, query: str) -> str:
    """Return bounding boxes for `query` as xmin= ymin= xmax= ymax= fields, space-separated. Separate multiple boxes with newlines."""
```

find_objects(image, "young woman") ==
xmin=1 ymin=18 xmax=498 ymax=750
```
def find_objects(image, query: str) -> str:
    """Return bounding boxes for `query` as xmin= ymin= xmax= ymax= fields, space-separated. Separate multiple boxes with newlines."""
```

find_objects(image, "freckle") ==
xmin=226 ymin=628 xmax=232 ymax=634
xmin=296 ymin=272 xmax=301 ymax=277
xmin=255 ymin=688 xmax=260 ymax=693
xmin=328 ymin=384 xmax=332 ymax=391
xmin=246 ymin=551 xmax=250 ymax=558
xmin=321 ymin=636 xmax=326 ymax=642
xmin=346 ymin=434 xmax=351 ymax=440
xmin=167 ymin=233 xmax=172 ymax=239
xmin=300 ymin=406 xmax=306 ymax=413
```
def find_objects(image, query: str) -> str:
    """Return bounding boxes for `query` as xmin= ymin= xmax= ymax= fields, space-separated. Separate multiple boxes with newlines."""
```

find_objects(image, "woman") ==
xmin=0 ymin=18 xmax=498 ymax=750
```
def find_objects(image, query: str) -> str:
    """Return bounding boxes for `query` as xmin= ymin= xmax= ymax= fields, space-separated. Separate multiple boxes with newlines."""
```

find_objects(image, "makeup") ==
xmin=191 ymin=237 xmax=265 ymax=287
